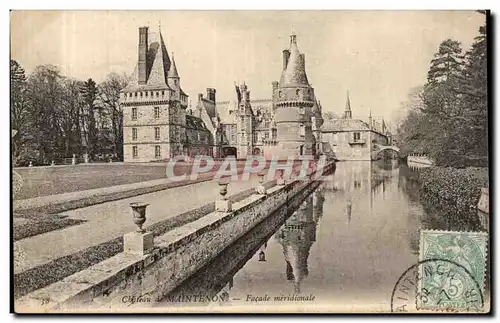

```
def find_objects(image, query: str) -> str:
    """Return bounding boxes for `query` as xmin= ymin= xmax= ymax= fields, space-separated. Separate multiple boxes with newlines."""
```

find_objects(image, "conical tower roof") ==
xmin=167 ymin=54 xmax=179 ymax=78
xmin=279 ymin=32 xmax=310 ymax=88
xmin=146 ymin=31 xmax=172 ymax=86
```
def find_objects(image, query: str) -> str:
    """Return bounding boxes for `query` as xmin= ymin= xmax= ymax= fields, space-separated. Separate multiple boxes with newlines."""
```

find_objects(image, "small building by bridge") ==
xmin=321 ymin=91 xmax=398 ymax=161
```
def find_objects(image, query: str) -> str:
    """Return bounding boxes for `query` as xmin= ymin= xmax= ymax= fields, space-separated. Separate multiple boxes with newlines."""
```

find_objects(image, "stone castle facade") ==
xmin=120 ymin=26 xmax=215 ymax=162
xmin=121 ymin=27 xmax=322 ymax=161
xmin=321 ymin=92 xmax=392 ymax=161
xmin=120 ymin=26 xmax=389 ymax=162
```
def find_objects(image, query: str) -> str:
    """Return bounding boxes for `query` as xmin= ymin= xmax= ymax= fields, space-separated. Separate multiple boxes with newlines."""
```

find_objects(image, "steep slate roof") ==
xmin=167 ymin=55 xmax=179 ymax=78
xmin=122 ymin=30 xmax=173 ymax=91
xmin=321 ymin=118 xmax=370 ymax=132
xmin=279 ymin=34 xmax=310 ymax=88
xmin=215 ymin=98 xmax=273 ymax=125
xmin=185 ymin=115 xmax=209 ymax=131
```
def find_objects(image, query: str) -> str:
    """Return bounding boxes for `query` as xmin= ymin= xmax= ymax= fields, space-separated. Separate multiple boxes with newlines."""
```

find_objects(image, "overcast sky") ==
xmin=11 ymin=11 xmax=485 ymax=125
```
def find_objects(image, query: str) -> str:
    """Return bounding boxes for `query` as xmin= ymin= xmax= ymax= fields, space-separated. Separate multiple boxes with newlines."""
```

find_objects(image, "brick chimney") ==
xmin=138 ymin=27 xmax=149 ymax=84
xmin=206 ymin=88 xmax=216 ymax=103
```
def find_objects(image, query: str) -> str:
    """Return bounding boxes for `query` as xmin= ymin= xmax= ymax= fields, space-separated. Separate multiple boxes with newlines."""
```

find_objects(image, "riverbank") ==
xmin=409 ymin=165 xmax=488 ymax=231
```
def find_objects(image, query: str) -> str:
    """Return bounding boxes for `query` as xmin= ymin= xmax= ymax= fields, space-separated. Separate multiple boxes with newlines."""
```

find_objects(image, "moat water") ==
xmin=157 ymin=160 xmax=484 ymax=311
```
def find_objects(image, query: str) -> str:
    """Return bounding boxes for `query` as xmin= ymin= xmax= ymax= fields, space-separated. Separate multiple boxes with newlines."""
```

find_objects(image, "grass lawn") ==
xmin=14 ymin=164 xmax=169 ymax=200
xmin=13 ymin=161 xmax=254 ymax=200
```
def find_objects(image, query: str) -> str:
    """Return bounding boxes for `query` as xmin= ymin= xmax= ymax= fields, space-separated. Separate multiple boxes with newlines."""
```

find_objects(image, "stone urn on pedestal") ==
xmin=124 ymin=202 xmax=153 ymax=255
xmin=256 ymin=171 xmax=267 ymax=195
xmin=130 ymin=202 xmax=149 ymax=233
xmin=277 ymin=169 xmax=285 ymax=186
xmin=216 ymin=176 xmax=232 ymax=212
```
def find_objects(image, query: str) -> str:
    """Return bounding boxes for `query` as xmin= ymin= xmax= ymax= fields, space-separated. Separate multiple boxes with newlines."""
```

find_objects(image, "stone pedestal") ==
xmin=255 ymin=185 xmax=267 ymax=195
xmin=124 ymin=231 xmax=154 ymax=255
xmin=216 ymin=200 xmax=232 ymax=212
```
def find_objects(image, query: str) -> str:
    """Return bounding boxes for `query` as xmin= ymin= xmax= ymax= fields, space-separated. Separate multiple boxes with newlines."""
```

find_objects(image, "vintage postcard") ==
xmin=11 ymin=10 xmax=490 ymax=314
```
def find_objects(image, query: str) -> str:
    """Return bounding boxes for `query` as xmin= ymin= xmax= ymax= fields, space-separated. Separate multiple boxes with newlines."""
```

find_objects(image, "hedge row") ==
xmin=416 ymin=166 xmax=488 ymax=231
xmin=418 ymin=167 xmax=488 ymax=211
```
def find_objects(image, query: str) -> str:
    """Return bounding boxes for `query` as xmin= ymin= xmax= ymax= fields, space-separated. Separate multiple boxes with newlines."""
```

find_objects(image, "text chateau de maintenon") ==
xmin=119 ymin=26 xmax=392 ymax=162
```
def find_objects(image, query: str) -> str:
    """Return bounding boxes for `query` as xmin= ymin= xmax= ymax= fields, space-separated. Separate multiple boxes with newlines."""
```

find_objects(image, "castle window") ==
xmin=299 ymin=107 xmax=305 ymax=115
xmin=154 ymin=107 xmax=160 ymax=119
xmin=253 ymin=132 xmax=258 ymax=143
xmin=156 ymin=91 xmax=159 ymax=97
xmin=272 ymin=129 xmax=277 ymax=139
xmin=132 ymin=146 xmax=138 ymax=158
xmin=353 ymin=132 xmax=361 ymax=142
xmin=140 ymin=92 xmax=143 ymax=97
xmin=162 ymin=90 xmax=165 ymax=96
xmin=132 ymin=128 xmax=138 ymax=141
xmin=145 ymin=91 xmax=148 ymax=97
xmin=296 ymin=89 xmax=300 ymax=96
xmin=155 ymin=145 xmax=161 ymax=159
xmin=134 ymin=92 xmax=137 ymax=97
xmin=154 ymin=127 xmax=160 ymax=140
xmin=174 ymin=80 xmax=178 ymax=86
xmin=278 ymin=91 xmax=282 ymax=98
xmin=299 ymin=124 xmax=305 ymax=137
xmin=132 ymin=108 xmax=138 ymax=120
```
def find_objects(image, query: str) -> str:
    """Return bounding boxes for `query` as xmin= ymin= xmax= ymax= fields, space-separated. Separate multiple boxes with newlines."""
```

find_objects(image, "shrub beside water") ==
xmin=419 ymin=167 xmax=488 ymax=211
xmin=416 ymin=167 xmax=488 ymax=231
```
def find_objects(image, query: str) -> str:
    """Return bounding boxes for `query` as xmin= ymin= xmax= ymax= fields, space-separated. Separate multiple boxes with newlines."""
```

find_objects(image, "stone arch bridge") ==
xmin=371 ymin=145 xmax=400 ymax=160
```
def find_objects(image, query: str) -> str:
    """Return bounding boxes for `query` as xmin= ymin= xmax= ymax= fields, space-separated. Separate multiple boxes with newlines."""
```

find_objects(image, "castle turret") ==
xmin=273 ymin=30 xmax=315 ymax=158
xmin=167 ymin=54 xmax=180 ymax=101
xmin=120 ymin=26 xmax=187 ymax=162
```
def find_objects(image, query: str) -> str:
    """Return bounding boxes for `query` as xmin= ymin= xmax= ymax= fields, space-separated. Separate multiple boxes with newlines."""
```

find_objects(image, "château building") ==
xmin=213 ymin=31 xmax=323 ymax=159
xmin=120 ymin=27 xmax=322 ymax=162
xmin=321 ymin=91 xmax=392 ymax=161
xmin=120 ymin=26 xmax=215 ymax=162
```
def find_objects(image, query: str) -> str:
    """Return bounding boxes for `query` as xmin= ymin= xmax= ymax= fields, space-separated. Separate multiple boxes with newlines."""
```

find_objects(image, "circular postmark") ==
xmin=391 ymin=258 xmax=484 ymax=313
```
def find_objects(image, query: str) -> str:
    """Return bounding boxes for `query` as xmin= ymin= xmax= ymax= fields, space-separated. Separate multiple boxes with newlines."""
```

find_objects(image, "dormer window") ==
xmin=296 ymin=89 xmax=300 ymax=96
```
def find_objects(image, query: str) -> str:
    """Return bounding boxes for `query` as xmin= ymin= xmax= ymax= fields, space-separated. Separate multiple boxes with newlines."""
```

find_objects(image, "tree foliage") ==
xmin=10 ymin=60 xmax=128 ymax=166
xmin=396 ymin=23 xmax=488 ymax=167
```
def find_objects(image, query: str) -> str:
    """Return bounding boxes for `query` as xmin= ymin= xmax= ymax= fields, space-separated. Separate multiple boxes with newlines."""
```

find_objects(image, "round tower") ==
xmin=273 ymin=31 xmax=315 ymax=159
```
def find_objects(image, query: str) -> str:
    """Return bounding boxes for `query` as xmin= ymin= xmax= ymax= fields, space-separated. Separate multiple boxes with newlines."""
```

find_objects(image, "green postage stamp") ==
xmin=418 ymin=230 xmax=488 ymax=312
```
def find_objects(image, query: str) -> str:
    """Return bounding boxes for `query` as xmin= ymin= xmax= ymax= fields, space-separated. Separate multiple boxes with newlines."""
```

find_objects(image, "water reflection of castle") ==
xmin=270 ymin=188 xmax=325 ymax=293
xmin=322 ymin=161 xmax=397 ymax=219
